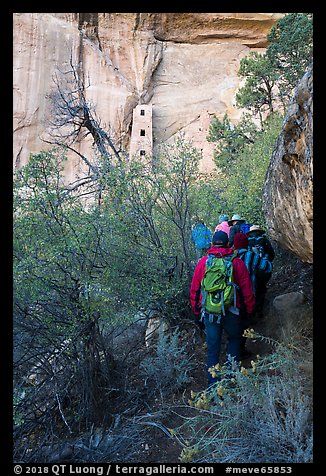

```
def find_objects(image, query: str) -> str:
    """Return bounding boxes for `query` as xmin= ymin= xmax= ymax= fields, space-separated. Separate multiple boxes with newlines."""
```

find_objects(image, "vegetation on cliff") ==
xmin=235 ymin=12 xmax=313 ymax=117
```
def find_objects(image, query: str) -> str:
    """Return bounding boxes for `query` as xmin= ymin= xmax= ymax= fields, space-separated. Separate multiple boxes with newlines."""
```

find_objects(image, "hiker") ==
xmin=232 ymin=232 xmax=261 ymax=359
xmin=233 ymin=232 xmax=261 ymax=294
xmin=246 ymin=225 xmax=275 ymax=262
xmin=214 ymin=214 xmax=231 ymax=237
xmin=191 ymin=216 xmax=212 ymax=260
xmin=246 ymin=225 xmax=275 ymax=319
xmin=190 ymin=231 xmax=255 ymax=386
xmin=228 ymin=214 xmax=251 ymax=247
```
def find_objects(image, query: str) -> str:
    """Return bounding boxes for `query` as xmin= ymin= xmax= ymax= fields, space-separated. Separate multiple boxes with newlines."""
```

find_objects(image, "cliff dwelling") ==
xmin=129 ymin=104 xmax=153 ymax=158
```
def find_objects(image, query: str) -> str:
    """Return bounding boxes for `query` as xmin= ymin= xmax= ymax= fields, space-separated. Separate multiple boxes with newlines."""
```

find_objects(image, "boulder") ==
xmin=263 ymin=66 xmax=313 ymax=263
xmin=273 ymin=291 xmax=306 ymax=313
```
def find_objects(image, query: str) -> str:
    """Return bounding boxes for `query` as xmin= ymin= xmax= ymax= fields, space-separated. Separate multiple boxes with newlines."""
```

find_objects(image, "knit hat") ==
xmin=212 ymin=230 xmax=229 ymax=246
xmin=218 ymin=214 xmax=229 ymax=224
xmin=228 ymin=214 xmax=245 ymax=226
xmin=233 ymin=232 xmax=248 ymax=250
xmin=247 ymin=225 xmax=265 ymax=235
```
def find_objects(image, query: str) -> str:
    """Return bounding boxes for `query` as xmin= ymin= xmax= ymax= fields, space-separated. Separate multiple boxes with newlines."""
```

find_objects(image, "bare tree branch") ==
xmin=43 ymin=54 xmax=123 ymax=180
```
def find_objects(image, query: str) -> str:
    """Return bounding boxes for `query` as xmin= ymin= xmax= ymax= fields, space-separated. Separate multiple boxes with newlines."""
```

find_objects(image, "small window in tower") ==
xmin=140 ymin=109 xmax=145 ymax=116
xmin=140 ymin=150 xmax=146 ymax=156
xmin=140 ymin=129 xmax=145 ymax=136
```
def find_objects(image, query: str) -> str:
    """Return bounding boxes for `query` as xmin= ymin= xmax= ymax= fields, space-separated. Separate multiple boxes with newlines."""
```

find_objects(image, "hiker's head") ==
xmin=212 ymin=231 xmax=229 ymax=247
xmin=247 ymin=225 xmax=265 ymax=237
xmin=228 ymin=214 xmax=245 ymax=226
xmin=218 ymin=214 xmax=229 ymax=224
xmin=192 ymin=215 xmax=204 ymax=224
xmin=233 ymin=232 xmax=248 ymax=250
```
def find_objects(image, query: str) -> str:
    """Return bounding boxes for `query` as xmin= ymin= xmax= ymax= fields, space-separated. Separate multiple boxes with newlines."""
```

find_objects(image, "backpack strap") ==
xmin=200 ymin=254 xmax=215 ymax=314
xmin=222 ymin=254 xmax=239 ymax=309
xmin=201 ymin=253 xmax=218 ymax=311
xmin=205 ymin=253 xmax=216 ymax=268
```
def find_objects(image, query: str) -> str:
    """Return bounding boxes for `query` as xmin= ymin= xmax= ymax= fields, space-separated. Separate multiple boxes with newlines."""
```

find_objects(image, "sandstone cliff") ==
xmin=13 ymin=13 xmax=284 ymax=179
xmin=262 ymin=66 xmax=313 ymax=264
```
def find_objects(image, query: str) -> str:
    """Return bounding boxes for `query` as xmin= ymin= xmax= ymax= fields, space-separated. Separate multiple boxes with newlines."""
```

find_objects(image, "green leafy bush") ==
xmin=206 ymin=113 xmax=283 ymax=225
xmin=13 ymin=140 xmax=202 ymax=458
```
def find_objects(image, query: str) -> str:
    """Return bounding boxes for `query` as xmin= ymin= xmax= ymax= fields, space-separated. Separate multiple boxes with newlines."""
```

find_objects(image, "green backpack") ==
xmin=201 ymin=253 xmax=238 ymax=316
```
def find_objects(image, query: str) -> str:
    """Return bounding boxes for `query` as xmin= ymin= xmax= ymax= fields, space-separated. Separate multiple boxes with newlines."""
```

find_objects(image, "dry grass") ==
xmin=174 ymin=329 xmax=313 ymax=464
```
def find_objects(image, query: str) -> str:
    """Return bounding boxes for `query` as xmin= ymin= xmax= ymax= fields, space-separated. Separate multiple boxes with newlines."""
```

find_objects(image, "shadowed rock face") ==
xmin=13 ymin=13 xmax=284 ymax=179
xmin=263 ymin=66 xmax=313 ymax=264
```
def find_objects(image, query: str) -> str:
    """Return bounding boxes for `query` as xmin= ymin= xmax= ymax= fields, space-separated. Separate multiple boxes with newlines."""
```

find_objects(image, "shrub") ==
xmin=174 ymin=331 xmax=313 ymax=463
xmin=140 ymin=329 xmax=194 ymax=398
xmin=206 ymin=113 xmax=283 ymax=225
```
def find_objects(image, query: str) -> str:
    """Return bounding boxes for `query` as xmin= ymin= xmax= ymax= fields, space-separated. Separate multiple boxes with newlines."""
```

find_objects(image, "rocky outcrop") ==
xmin=262 ymin=66 xmax=313 ymax=264
xmin=149 ymin=13 xmax=282 ymax=46
xmin=13 ymin=13 xmax=284 ymax=180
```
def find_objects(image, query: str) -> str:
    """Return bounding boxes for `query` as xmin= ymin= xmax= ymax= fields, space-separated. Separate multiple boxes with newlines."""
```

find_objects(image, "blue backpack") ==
xmin=191 ymin=223 xmax=212 ymax=250
xmin=239 ymin=222 xmax=252 ymax=234
xmin=248 ymin=236 xmax=273 ymax=282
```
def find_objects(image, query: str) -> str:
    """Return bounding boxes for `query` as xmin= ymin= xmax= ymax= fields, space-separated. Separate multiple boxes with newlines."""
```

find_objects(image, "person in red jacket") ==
xmin=190 ymin=230 xmax=255 ymax=386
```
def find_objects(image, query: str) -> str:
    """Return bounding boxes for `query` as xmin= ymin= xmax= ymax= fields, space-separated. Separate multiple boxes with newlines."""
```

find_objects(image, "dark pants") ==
xmin=204 ymin=310 xmax=242 ymax=386
xmin=255 ymin=271 xmax=272 ymax=318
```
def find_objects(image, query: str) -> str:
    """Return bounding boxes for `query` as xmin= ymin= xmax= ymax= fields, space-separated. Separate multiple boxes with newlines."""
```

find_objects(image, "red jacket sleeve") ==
xmin=232 ymin=257 xmax=255 ymax=314
xmin=190 ymin=256 xmax=207 ymax=315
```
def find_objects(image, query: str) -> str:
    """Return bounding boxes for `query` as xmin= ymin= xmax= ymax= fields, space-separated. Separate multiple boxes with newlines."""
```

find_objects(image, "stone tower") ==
xmin=129 ymin=104 xmax=153 ymax=158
